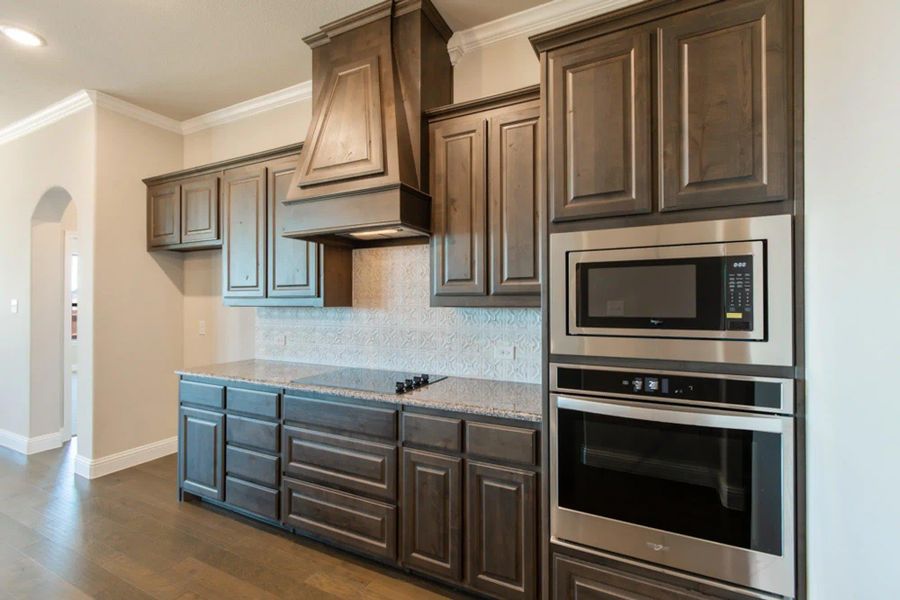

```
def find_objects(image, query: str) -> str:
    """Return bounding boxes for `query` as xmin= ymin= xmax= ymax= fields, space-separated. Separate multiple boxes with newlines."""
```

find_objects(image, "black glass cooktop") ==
xmin=292 ymin=367 xmax=446 ymax=395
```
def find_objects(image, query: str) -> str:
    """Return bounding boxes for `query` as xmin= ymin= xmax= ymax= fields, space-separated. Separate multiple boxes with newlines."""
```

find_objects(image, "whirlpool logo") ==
xmin=650 ymin=319 xmax=664 ymax=326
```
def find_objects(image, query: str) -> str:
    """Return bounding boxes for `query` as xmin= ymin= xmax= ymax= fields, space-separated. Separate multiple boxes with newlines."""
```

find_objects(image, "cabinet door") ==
xmin=267 ymin=156 xmax=319 ymax=298
xmin=222 ymin=164 xmax=266 ymax=298
xmin=547 ymin=28 xmax=651 ymax=222
xmin=180 ymin=174 xmax=220 ymax=245
xmin=431 ymin=116 xmax=488 ymax=297
xmin=489 ymin=104 xmax=541 ymax=296
xmin=401 ymin=449 xmax=462 ymax=582
xmin=658 ymin=0 xmax=789 ymax=211
xmin=179 ymin=407 xmax=224 ymax=501
xmin=147 ymin=182 xmax=181 ymax=247
xmin=466 ymin=461 xmax=537 ymax=600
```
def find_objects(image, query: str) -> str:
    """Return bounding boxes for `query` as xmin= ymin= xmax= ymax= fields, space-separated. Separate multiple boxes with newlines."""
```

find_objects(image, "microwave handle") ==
xmin=555 ymin=395 xmax=786 ymax=434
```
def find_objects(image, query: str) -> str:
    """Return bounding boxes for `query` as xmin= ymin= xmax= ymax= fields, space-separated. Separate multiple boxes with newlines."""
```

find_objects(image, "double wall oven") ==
xmin=548 ymin=216 xmax=797 ymax=598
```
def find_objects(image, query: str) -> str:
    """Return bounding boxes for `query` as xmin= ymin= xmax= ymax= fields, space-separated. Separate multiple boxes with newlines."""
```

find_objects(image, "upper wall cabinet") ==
xmin=427 ymin=87 xmax=542 ymax=308
xmin=534 ymin=0 xmax=793 ymax=222
xmin=147 ymin=173 xmax=220 ymax=250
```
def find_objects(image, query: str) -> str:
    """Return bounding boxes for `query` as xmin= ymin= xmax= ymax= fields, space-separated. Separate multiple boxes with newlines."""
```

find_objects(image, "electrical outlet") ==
xmin=198 ymin=320 xmax=207 ymax=336
xmin=494 ymin=344 xmax=515 ymax=360
xmin=10 ymin=299 xmax=18 ymax=314
xmin=275 ymin=334 xmax=287 ymax=347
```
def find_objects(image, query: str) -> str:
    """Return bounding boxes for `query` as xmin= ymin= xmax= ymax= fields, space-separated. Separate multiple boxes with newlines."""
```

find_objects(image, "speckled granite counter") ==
xmin=177 ymin=359 xmax=542 ymax=423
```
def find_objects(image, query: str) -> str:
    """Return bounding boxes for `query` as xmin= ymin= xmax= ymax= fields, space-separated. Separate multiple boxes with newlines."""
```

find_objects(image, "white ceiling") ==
xmin=0 ymin=0 xmax=550 ymax=130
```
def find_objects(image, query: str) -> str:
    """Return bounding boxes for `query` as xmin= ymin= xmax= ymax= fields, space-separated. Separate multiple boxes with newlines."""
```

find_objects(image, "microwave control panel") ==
xmin=724 ymin=255 xmax=754 ymax=330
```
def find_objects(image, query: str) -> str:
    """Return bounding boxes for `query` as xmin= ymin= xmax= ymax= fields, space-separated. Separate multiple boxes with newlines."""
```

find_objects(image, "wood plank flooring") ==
xmin=0 ymin=441 xmax=466 ymax=599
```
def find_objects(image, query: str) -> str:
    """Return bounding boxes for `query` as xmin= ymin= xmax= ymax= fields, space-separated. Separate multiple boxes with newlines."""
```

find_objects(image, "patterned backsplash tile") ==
xmin=255 ymin=244 xmax=542 ymax=383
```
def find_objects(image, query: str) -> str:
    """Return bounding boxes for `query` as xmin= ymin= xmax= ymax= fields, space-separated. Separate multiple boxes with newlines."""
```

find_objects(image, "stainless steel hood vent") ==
xmin=281 ymin=0 xmax=452 ymax=246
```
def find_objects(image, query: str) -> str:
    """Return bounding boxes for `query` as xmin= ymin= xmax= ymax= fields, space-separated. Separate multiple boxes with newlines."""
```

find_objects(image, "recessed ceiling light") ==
xmin=0 ymin=25 xmax=45 ymax=47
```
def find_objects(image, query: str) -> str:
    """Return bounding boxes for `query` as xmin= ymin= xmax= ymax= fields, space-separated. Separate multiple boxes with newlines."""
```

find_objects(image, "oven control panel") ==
xmin=554 ymin=365 xmax=790 ymax=413
xmin=724 ymin=255 xmax=754 ymax=331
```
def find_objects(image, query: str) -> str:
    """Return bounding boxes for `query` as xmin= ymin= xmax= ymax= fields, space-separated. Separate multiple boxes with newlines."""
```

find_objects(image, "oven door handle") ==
xmin=555 ymin=395 xmax=787 ymax=434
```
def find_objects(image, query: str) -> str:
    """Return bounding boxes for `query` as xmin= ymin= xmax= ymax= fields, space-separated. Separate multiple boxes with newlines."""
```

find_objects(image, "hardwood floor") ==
xmin=0 ymin=441 xmax=466 ymax=599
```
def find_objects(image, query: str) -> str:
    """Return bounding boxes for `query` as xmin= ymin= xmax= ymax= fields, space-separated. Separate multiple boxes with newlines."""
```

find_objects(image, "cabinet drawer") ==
xmin=180 ymin=380 xmax=225 ymax=410
xmin=401 ymin=413 xmax=462 ymax=453
xmin=227 ymin=387 xmax=279 ymax=419
xmin=465 ymin=421 xmax=538 ymax=466
xmin=553 ymin=554 xmax=713 ymax=600
xmin=225 ymin=476 xmax=279 ymax=521
xmin=226 ymin=445 xmax=280 ymax=488
xmin=283 ymin=394 xmax=397 ymax=440
xmin=283 ymin=426 xmax=396 ymax=502
xmin=282 ymin=477 xmax=397 ymax=562
xmin=226 ymin=415 xmax=279 ymax=453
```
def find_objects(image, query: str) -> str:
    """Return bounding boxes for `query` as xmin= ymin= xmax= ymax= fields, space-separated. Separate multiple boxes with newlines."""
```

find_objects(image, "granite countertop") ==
xmin=177 ymin=359 xmax=542 ymax=423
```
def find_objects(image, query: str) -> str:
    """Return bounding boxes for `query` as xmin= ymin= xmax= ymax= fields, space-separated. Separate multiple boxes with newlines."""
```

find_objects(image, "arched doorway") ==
xmin=30 ymin=187 xmax=78 ymax=449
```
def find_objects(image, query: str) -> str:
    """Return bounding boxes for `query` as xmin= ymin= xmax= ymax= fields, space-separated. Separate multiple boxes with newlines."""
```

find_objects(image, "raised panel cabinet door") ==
xmin=222 ymin=164 xmax=266 ymax=298
xmin=179 ymin=407 xmax=224 ymax=501
xmin=430 ymin=116 xmax=488 ymax=297
xmin=553 ymin=555 xmax=715 ymax=600
xmin=401 ymin=449 xmax=462 ymax=582
xmin=489 ymin=104 xmax=541 ymax=296
xmin=547 ymin=28 xmax=652 ymax=222
xmin=147 ymin=182 xmax=181 ymax=247
xmin=267 ymin=156 xmax=319 ymax=298
xmin=295 ymin=55 xmax=385 ymax=188
xmin=658 ymin=0 xmax=789 ymax=211
xmin=466 ymin=461 xmax=537 ymax=600
xmin=180 ymin=174 xmax=220 ymax=245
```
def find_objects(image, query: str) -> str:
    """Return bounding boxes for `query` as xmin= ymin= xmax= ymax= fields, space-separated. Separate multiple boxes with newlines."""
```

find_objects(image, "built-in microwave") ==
xmin=549 ymin=215 xmax=793 ymax=366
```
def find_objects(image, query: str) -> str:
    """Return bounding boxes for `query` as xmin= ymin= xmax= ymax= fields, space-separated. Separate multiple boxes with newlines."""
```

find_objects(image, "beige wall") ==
xmin=0 ymin=109 xmax=96 ymax=454
xmin=91 ymin=107 xmax=183 ymax=457
xmin=453 ymin=35 xmax=539 ymax=102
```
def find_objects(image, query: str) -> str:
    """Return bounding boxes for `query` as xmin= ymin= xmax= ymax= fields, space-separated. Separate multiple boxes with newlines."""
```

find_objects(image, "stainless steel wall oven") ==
xmin=549 ymin=215 xmax=794 ymax=366
xmin=550 ymin=363 xmax=796 ymax=597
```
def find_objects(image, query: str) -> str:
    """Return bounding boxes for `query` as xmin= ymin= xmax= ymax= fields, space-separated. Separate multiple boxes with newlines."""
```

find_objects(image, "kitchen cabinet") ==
xmin=180 ymin=174 xmax=220 ymax=244
xmin=535 ymin=0 xmax=793 ymax=222
xmin=178 ymin=406 xmax=225 ymax=501
xmin=147 ymin=181 xmax=182 ymax=248
xmin=427 ymin=86 xmax=542 ymax=307
xmin=147 ymin=175 xmax=221 ymax=251
xmin=222 ymin=163 xmax=267 ymax=298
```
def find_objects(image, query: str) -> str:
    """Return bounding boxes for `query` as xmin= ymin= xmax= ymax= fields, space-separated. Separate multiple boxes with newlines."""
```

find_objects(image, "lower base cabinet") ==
xmin=179 ymin=407 xmax=225 ymax=501
xmin=225 ymin=476 xmax=279 ymax=521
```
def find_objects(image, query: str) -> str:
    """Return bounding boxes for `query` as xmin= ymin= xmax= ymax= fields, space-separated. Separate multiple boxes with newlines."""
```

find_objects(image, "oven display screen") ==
xmin=586 ymin=264 xmax=697 ymax=319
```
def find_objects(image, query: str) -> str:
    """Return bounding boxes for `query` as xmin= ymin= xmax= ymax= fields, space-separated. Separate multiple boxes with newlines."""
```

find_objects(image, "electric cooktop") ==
xmin=292 ymin=367 xmax=447 ymax=395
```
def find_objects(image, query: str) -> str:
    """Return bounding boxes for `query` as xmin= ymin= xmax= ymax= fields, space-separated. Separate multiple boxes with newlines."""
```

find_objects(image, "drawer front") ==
xmin=283 ymin=426 xmax=397 ymax=502
xmin=226 ymin=415 xmax=280 ymax=453
xmin=466 ymin=421 xmax=538 ymax=466
xmin=283 ymin=394 xmax=397 ymax=440
xmin=225 ymin=476 xmax=279 ymax=521
xmin=401 ymin=413 xmax=462 ymax=453
xmin=226 ymin=445 xmax=280 ymax=488
xmin=553 ymin=554 xmax=712 ymax=600
xmin=227 ymin=387 xmax=279 ymax=419
xmin=180 ymin=380 xmax=225 ymax=410
xmin=282 ymin=477 xmax=397 ymax=561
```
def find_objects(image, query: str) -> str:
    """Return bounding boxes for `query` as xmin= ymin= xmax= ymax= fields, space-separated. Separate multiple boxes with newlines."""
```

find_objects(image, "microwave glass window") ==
xmin=557 ymin=408 xmax=783 ymax=555
xmin=586 ymin=264 xmax=697 ymax=318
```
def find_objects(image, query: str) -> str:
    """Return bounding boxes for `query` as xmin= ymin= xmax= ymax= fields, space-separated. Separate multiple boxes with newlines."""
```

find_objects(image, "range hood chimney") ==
xmin=282 ymin=0 xmax=453 ymax=246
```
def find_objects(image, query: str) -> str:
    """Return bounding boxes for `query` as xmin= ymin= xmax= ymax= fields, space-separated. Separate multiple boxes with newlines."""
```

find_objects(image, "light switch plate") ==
xmin=10 ymin=299 xmax=18 ymax=314
xmin=198 ymin=320 xmax=207 ymax=335
xmin=275 ymin=334 xmax=287 ymax=347
xmin=494 ymin=344 xmax=515 ymax=360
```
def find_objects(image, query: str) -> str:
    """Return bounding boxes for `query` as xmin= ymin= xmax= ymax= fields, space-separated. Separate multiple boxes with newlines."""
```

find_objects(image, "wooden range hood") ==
xmin=282 ymin=0 xmax=452 ymax=246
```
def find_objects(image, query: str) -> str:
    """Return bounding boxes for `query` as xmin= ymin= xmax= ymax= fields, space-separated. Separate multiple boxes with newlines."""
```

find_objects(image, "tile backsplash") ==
xmin=255 ymin=244 xmax=541 ymax=383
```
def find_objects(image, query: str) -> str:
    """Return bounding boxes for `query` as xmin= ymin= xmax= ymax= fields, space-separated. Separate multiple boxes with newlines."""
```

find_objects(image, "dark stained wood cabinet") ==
xmin=427 ymin=86 xmax=542 ymax=307
xmin=180 ymin=174 xmax=220 ymax=245
xmin=546 ymin=28 xmax=652 ymax=222
xmin=267 ymin=156 xmax=318 ymax=299
xmin=179 ymin=406 xmax=225 ymax=501
xmin=466 ymin=461 xmax=538 ymax=600
xmin=222 ymin=163 xmax=267 ymax=299
xmin=401 ymin=448 xmax=463 ymax=582
xmin=535 ymin=0 xmax=794 ymax=222
xmin=658 ymin=0 xmax=789 ymax=211
xmin=147 ymin=182 xmax=181 ymax=248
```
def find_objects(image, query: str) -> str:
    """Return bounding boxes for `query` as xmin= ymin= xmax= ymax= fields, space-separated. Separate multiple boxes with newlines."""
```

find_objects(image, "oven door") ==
xmin=568 ymin=241 xmax=765 ymax=340
xmin=550 ymin=394 xmax=795 ymax=598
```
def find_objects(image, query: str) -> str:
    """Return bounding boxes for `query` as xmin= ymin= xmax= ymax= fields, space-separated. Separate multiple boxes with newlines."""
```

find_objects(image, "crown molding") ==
xmin=446 ymin=0 xmax=643 ymax=65
xmin=0 ymin=90 xmax=93 ymax=146
xmin=89 ymin=91 xmax=182 ymax=133
xmin=180 ymin=80 xmax=313 ymax=135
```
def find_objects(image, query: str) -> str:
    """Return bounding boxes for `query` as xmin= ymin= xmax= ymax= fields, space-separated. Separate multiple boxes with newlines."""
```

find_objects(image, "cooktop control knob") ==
xmin=395 ymin=381 xmax=406 ymax=394
xmin=413 ymin=376 xmax=423 ymax=386
xmin=421 ymin=374 xmax=430 ymax=384
xmin=405 ymin=379 xmax=415 ymax=391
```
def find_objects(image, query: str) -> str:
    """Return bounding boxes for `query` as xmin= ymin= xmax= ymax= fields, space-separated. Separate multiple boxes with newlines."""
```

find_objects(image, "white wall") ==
xmin=805 ymin=1 xmax=900 ymax=598
xmin=453 ymin=35 xmax=539 ymax=102
xmin=0 ymin=109 xmax=96 ymax=454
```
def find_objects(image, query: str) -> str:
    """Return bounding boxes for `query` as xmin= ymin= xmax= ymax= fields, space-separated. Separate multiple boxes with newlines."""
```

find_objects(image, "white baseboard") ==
xmin=0 ymin=428 xmax=64 ymax=455
xmin=74 ymin=436 xmax=177 ymax=480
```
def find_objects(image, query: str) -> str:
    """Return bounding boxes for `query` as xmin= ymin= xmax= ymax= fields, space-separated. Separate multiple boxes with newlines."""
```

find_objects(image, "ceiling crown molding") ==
xmin=446 ymin=0 xmax=642 ymax=65
xmin=180 ymin=80 xmax=313 ymax=135
xmin=89 ymin=91 xmax=182 ymax=133
xmin=0 ymin=90 xmax=94 ymax=146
